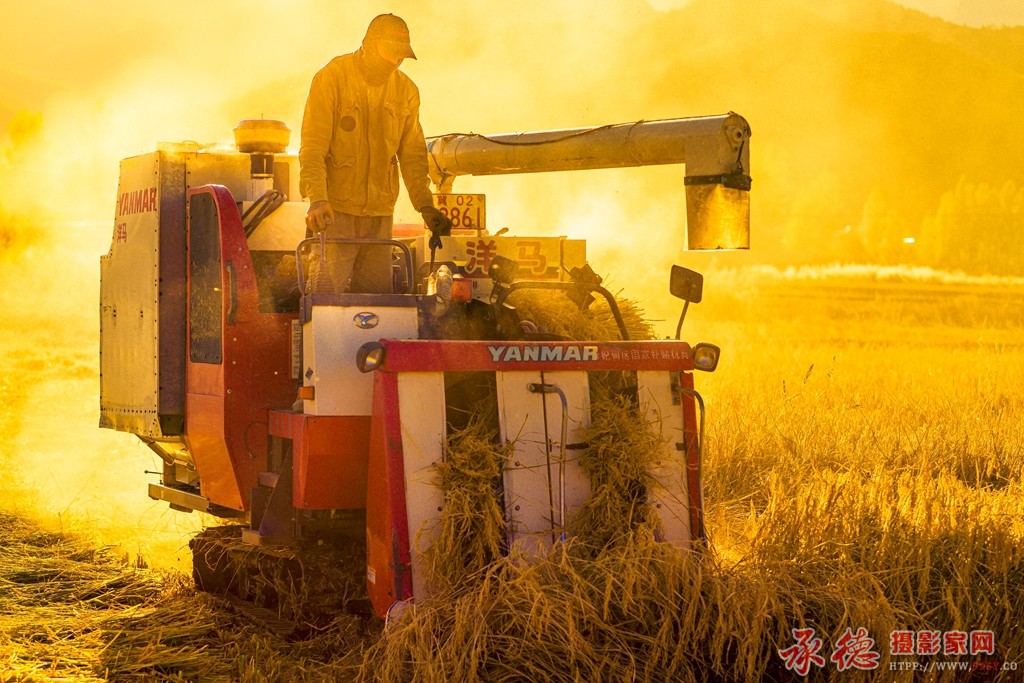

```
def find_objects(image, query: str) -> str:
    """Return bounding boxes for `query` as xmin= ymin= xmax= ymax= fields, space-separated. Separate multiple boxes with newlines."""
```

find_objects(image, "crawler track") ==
xmin=190 ymin=526 xmax=370 ymax=637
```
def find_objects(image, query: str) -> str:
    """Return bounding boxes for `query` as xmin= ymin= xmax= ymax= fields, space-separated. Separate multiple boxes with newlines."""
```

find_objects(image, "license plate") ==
xmin=432 ymin=194 xmax=485 ymax=229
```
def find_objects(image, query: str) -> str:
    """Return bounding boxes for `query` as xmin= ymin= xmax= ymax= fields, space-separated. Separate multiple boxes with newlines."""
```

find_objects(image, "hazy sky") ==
xmin=2 ymin=0 xmax=1019 ymax=141
xmin=645 ymin=0 xmax=1024 ymax=26
xmin=888 ymin=0 xmax=1024 ymax=26
xmin=2 ymin=0 xmax=1020 ymax=242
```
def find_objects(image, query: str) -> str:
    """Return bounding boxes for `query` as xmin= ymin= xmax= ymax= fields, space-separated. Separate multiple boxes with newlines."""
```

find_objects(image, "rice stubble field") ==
xmin=1 ymin=257 xmax=1022 ymax=681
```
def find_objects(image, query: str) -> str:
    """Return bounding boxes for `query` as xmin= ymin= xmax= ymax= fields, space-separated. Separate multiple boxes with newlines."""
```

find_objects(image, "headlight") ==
xmin=692 ymin=343 xmax=720 ymax=372
xmin=488 ymin=255 xmax=519 ymax=285
xmin=356 ymin=341 xmax=386 ymax=373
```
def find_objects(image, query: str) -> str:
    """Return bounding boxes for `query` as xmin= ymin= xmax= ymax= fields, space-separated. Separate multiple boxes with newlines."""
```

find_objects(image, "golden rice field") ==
xmin=1 ymin=262 xmax=1022 ymax=681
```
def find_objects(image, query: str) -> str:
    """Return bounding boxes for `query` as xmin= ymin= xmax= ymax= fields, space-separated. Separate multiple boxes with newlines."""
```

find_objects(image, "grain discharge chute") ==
xmin=99 ymin=113 xmax=751 ymax=626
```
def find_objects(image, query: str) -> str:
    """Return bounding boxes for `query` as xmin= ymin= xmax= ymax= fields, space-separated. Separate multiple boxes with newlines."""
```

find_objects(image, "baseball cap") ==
xmin=364 ymin=14 xmax=416 ymax=60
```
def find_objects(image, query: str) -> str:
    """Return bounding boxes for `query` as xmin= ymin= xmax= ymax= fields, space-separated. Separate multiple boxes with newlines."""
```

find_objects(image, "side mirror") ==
xmin=670 ymin=265 xmax=703 ymax=303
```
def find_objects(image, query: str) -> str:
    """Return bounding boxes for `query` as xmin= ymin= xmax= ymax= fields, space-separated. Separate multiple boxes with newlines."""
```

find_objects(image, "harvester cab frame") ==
xmin=99 ymin=114 xmax=750 ymax=623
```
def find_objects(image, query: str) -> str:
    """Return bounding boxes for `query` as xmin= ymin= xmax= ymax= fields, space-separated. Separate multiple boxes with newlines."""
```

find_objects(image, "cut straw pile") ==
xmin=504 ymin=289 xmax=657 ymax=342
xmin=359 ymin=394 xmax=751 ymax=683
xmin=0 ymin=511 xmax=213 ymax=681
xmin=0 ymin=511 xmax=375 ymax=682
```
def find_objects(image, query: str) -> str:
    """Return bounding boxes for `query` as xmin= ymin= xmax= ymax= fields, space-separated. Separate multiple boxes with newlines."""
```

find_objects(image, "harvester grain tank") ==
xmin=99 ymin=113 xmax=751 ymax=622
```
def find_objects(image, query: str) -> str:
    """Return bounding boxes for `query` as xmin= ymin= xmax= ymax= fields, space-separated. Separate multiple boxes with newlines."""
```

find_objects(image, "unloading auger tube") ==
xmin=426 ymin=114 xmax=752 ymax=250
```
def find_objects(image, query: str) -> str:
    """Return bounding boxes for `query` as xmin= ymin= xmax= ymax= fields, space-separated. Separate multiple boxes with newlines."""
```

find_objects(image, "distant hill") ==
xmin=619 ymin=0 xmax=1024 ymax=273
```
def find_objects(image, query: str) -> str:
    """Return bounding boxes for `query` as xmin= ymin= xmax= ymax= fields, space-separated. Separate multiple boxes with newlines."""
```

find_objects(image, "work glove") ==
xmin=420 ymin=205 xmax=452 ymax=250
xmin=306 ymin=200 xmax=335 ymax=234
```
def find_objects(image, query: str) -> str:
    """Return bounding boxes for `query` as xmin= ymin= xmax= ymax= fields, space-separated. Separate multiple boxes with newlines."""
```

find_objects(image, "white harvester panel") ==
xmin=302 ymin=304 xmax=419 ymax=415
xmin=497 ymin=370 xmax=591 ymax=555
xmin=99 ymin=152 xmax=163 ymax=436
xmin=99 ymin=144 xmax=295 ymax=439
xmin=397 ymin=372 xmax=447 ymax=601
xmin=636 ymin=370 xmax=692 ymax=547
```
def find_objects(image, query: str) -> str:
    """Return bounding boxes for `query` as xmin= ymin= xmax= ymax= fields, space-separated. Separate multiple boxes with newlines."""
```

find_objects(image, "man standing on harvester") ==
xmin=299 ymin=13 xmax=451 ymax=293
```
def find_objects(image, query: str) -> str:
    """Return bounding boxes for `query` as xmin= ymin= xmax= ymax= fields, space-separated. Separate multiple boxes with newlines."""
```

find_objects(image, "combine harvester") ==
xmin=99 ymin=114 xmax=751 ymax=626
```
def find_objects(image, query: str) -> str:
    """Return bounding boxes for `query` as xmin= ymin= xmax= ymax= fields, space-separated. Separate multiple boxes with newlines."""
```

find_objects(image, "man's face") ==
xmin=375 ymin=40 xmax=407 ymax=69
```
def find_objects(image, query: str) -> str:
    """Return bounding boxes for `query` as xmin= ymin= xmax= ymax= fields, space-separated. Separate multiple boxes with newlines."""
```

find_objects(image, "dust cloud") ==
xmin=0 ymin=0 xmax=668 ymax=564
xmin=0 ymin=225 xmax=203 ymax=569
xmin=1 ymin=0 xmax=1020 ymax=563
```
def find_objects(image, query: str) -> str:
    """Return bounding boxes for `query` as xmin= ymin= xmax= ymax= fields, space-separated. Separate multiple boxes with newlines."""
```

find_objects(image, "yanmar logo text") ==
xmin=117 ymin=187 xmax=158 ymax=216
xmin=487 ymin=345 xmax=599 ymax=362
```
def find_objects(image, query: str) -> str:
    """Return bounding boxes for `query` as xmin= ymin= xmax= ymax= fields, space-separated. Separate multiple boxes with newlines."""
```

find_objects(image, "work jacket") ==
xmin=299 ymin=50 xmax=434 ymax=216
